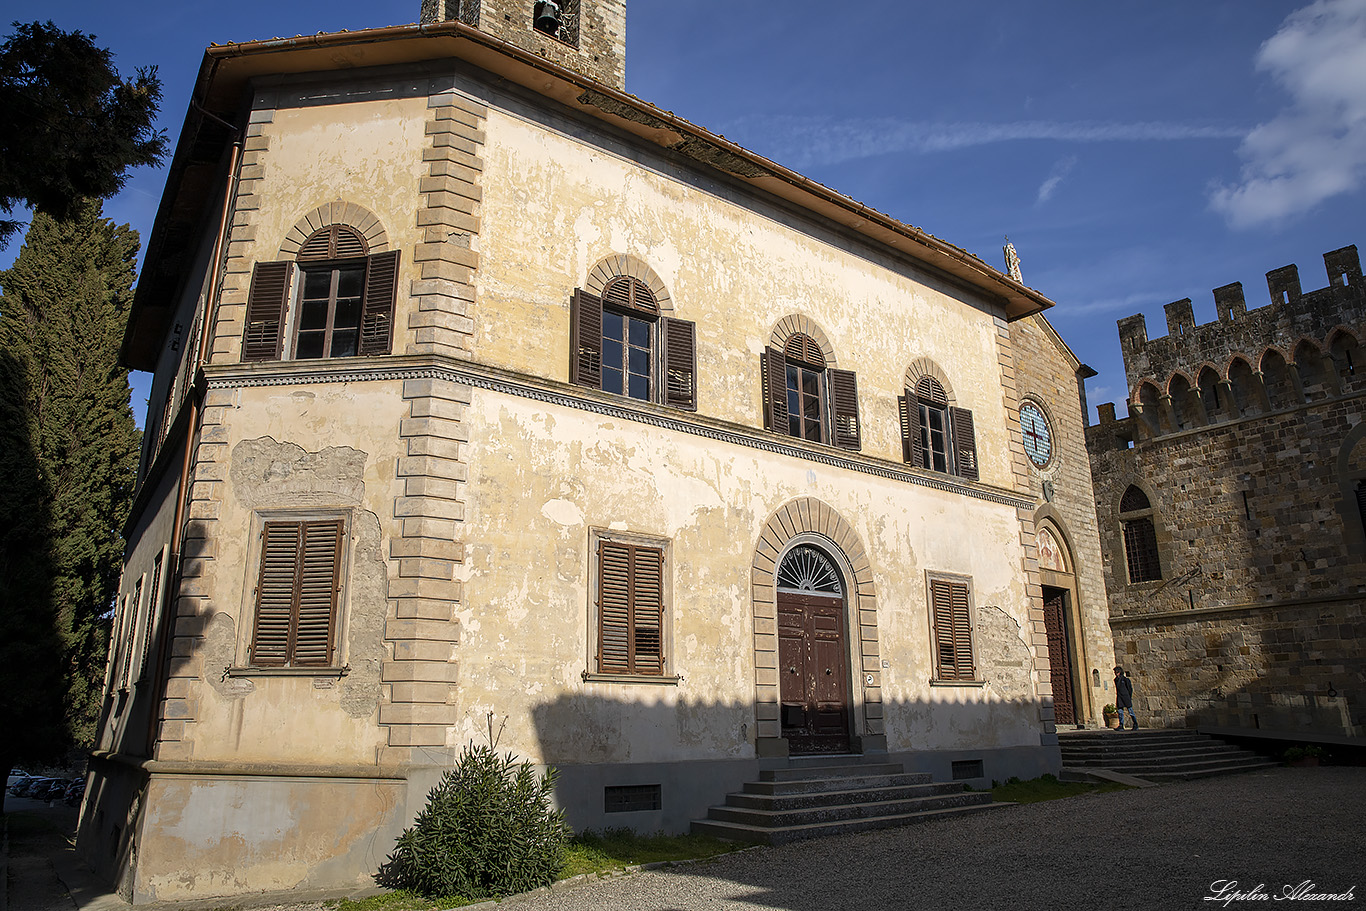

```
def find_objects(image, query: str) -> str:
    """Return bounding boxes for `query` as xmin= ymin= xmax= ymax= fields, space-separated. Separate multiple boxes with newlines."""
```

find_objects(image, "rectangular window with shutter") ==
xmin=249 ymin=517 xmax=346 ymax=669
xmin=927 ymin=573 xmax=978 ymax=683
xmin=588 ymin=530 xmax=674 ymax=681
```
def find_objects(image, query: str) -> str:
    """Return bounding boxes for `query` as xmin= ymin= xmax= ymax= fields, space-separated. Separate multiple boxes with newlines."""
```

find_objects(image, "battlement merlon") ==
xmin=1085 ymin=402 xmax=1136 ymax=452
xmin=1114 ymin=245 xmax=1363 ymax=389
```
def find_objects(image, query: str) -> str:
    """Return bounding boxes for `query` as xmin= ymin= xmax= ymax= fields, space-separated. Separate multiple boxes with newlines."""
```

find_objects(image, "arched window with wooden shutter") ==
xmin=568 ymin=273 xmax=696 ymax=411
xmin=240 ymin=223 xmax=399 ymax=362
xmin=899 ymin=374 xmax=977 ymax=479
xmin=761 ymin=331 xmax=861 ymax=451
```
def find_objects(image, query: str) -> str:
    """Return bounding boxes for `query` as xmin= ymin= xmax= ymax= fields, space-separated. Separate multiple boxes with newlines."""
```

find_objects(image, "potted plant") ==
xmin=1283 ymin=745 xmax=1324 ymax=767
xmin=1102 ymin=704 xmax=1120 ymax=729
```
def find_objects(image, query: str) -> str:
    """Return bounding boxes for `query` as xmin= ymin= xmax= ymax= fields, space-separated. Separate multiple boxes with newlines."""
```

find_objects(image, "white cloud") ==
xmin=720 ymin=116 xmax=1243 ymax=169
xmin=1036 ymin=155 xmax=1078 ymax=204
xmin=1209 ymin=0 xmax=1366 ymax=228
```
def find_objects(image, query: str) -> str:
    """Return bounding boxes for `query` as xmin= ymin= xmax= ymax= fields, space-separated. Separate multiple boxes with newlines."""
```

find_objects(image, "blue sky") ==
xmin=4 ymin=0 xmax=1365 ymax=425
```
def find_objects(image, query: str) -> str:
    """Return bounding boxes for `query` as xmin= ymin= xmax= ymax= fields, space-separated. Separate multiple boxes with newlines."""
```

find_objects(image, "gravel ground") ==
xmin=8 ymin=766 xmax=1364 ymax=911
xmin=495 ymin=766 xmax=1364 ymax=911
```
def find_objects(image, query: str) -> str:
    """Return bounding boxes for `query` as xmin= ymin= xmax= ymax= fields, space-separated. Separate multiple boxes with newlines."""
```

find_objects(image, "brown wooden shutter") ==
xmin=900 ymin=391 xmax=925 ymax=468
xmin=252 ymin=523 xmax=302 ymax=666
xmin=949 ymin=406 xmax=978 ymax=480
xmin=242 ymin=261 xmax=293 ymax=362
xmin=570 ymin=290 xmax=603 ymax=389
xmin=359 ymin=249 xmax=400 ymax=356
xmin=597 ymin=540 xmax=665 ymax=675
xmin=930 ymin=578 xmax=975 ymax=681
xmin=630 ymin=546 xmax=665 ymax=674
xmin=762 ymin=347 xmax=789 ymax=433
xmin=292 ymin=520 xmax=343 ymax=666
xmin=251 ymin=519 xmax=342 ymax=667
xmin=660 ymin=316 xmax=697 ymax=410
xmin=597 ymin=540 xmax=632 ymax=673
xmin=948 ymin=580 xmax=975 ymax=679
xmin=828 ymin=368 xmax=861 ymax=450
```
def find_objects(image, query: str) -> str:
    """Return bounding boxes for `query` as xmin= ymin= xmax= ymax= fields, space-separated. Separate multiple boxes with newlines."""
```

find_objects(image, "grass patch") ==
xmin=330 ymin=890 xmax=462 ymax=911
xmin=327 ymin=829 xmax=742 ymax=911
xmin=558 ymin=828 xmax=739 ymax=878
xmin=988 ymin=773 xmax=1131 ymax=804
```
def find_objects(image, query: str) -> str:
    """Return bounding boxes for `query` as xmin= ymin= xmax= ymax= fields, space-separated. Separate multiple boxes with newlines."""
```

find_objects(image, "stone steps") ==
xmin=691 ymin=756 xmax=1010 ymax=845
xmin=1059 ymin=730 xmax=1277 ymax=781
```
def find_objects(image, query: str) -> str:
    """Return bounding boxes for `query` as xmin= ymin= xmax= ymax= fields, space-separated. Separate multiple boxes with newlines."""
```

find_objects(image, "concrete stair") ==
xmin=1058 ymin=729 xmax=1277 ymax=782
xmin=690 ymin=757 xmax=1012 ymax=845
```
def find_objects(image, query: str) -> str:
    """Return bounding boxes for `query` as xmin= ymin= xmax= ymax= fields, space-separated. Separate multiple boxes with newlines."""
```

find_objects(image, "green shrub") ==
xmin=377 ymin=744 xmax=570 ymax=900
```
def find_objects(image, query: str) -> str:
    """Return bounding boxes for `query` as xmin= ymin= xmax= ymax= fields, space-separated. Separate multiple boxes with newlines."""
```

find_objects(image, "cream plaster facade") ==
xmin=83 ymin=3 xmax=1112 ymax=903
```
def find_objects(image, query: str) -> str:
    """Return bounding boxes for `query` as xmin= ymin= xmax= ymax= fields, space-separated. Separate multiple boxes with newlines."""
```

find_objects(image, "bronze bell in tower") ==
xmin=533 ymin=0 xmax=562 ymax=35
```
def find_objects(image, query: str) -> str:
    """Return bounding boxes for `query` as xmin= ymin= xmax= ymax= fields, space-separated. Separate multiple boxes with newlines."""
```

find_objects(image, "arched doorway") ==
xmin=776 ymin=544 xmax=851 ymax=754
xmin=751 ymin=498 xmax=883 ymax=757
xmin=1036 ymin=520 xmax=1086 ymax=726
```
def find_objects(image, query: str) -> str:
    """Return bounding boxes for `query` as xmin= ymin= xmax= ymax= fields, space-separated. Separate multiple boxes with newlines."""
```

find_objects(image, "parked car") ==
xmin=35 ymin=779 xmax=71 ymax=801
xmin=6 ymin=768 xmax=30 ymax=789
xmin=63 ymin=778 xmax=86 ymax=806
xmin=16 ymin=777 xmax=58 ymax=799
xmin=7 ymin=774 xmax=37 ymax=797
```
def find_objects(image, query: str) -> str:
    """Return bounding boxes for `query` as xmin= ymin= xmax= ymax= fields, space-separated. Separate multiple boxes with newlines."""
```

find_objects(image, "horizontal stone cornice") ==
xmin=89 ymin=749 xmax=407 ymax=780
xmin=1108 ymin=591 xmax=1363 ymax=626
xmin=201 ymin=356 xmax=1034 ymax=510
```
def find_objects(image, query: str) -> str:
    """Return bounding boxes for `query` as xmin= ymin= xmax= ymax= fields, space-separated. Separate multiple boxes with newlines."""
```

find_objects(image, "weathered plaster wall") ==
xmin=170 ymin=382 xmax=409 ymax=765
xmin=473 ymin=101 xmax=1016 ymax=486
xmin=454 ymin=390 xmax=1043 ymax=764
xmin=131 ymin=773 xmax=405 ymax=902
xmin=209 ymin=86 xmax=430 ymax=367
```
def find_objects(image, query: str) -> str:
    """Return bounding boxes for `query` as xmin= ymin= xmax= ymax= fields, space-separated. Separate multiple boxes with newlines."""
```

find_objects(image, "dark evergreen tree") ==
xmin=0 ymin=21 xmax=166 ymax=248
xmin=0 ymin=202 xmax=142 ymax=790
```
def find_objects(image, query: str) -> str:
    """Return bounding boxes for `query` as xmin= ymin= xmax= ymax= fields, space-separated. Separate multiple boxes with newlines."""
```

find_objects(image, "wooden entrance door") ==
xmin=777 ymin=591 xmax=851 ymax=754
xmin=1042 ymin=587 xmax=1076 ymax=725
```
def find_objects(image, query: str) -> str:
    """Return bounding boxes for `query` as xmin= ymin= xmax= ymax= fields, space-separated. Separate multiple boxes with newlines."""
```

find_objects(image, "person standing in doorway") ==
xmin=1114 ymin=666 xmax=1138 ymax=731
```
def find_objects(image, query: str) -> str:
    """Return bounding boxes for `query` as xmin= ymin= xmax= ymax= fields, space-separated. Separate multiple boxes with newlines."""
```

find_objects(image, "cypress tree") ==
xmin=0 ymin=200 xmax=142 ymax=786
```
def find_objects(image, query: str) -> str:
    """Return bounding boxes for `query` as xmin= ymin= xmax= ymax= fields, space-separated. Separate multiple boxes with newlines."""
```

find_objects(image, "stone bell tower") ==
xmin=421 ymin=0 xmax=626 ymax=90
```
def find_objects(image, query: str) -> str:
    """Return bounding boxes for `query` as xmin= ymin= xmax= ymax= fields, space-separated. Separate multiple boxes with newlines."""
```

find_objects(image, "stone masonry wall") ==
xmin=1010 ymin=314 xmax=1115 ymax=727
xmin=1088 ymin=245 xmax=1366 ymax=736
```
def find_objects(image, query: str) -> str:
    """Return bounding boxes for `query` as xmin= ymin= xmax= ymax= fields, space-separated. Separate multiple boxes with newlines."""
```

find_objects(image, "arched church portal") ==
xmin=1035 ymin=518 xmax=1089 ymax=726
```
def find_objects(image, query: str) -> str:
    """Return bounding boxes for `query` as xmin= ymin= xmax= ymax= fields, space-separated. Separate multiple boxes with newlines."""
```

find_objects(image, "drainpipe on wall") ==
xmin=143 ymin=117 xmax=243 ymax=758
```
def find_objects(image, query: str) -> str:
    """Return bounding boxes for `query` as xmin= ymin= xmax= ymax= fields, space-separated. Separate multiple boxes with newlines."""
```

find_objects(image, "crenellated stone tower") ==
xmin=420 ymin=0 xmax=626 ymax=89
xmin=1086 ymin=244 xmax=1366 ymax=737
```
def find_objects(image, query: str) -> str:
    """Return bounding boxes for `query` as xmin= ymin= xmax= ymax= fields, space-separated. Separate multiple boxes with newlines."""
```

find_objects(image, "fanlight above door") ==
xmin=776 ymin=545 xmax=842 ymax=595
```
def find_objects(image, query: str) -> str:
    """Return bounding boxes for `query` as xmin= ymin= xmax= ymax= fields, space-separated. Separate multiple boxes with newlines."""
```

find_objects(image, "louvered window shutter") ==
xmin=949 ymin=407 xmax=978 ymax=480
xmin=828 ymin=368 xmax=861 ymax=450
xmin=252 ymin=520 xmax=342 ymax=667
xmin=570 ymin=290 xmax=603 ymax=389
xmin=900 ymin=391 xmax=925 ymax=468
xmin=762 ymin=347 xmax=789 ymax=433
xmin=630 ymin=546 xmax=665 ymax=674
xmin=252 ymin=523 xmax=302 ymax=666
xmin=598 ymin=541 xmax=632 ymax=673
xmin=242 ymin=261 xmax=293 ymax=362
xmin=930 ymin=578 xmax=976 ymax=681
xmin=359 ymin=250 xmax=400 ymax=356
xmin=597 ymin=541 xmax=665 ymax=675
xmin=660 ymin=317 xmax=697 ymax=411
